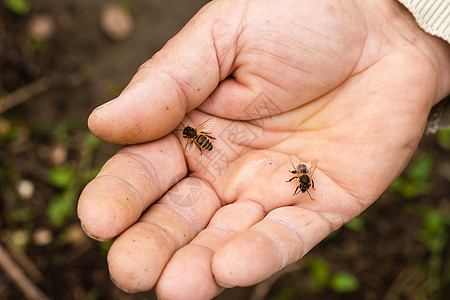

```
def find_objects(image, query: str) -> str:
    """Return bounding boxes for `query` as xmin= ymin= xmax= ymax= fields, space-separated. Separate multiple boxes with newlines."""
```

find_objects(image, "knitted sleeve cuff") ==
xmin=397 ymin=0 xmax=450 ymax=43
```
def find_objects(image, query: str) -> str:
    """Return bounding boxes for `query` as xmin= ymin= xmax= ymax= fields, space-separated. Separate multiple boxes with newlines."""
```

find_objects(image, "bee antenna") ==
xmin=306 ymin=190 xmax=314 ymax=201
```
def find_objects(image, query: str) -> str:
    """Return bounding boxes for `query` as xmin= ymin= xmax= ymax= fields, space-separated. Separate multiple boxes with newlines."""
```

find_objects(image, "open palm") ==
xmin=78 ymin=0 xmax=449 ymax=298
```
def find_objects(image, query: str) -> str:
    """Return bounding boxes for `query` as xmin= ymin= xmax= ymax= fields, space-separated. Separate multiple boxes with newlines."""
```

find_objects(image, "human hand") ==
xmin=78 ymin=0 xmax=450 ymax=298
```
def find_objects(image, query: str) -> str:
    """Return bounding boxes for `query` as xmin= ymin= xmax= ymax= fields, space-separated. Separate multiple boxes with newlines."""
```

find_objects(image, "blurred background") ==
xmin=1 ymin=0 xmax=449 ymax=299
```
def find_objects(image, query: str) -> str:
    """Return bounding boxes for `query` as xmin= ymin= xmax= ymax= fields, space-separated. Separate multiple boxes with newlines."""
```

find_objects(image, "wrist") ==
xmin=360 ymin=0 xmax=450 ymax=107
xmin=389 ymin=0 xmax=450 ymax=105
xmin=409 ymin=21 xmax=450 ymax=106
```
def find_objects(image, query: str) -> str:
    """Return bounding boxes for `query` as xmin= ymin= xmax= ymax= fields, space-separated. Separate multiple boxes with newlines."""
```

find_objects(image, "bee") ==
xmin=178 ymin=118 xmax=216 ymax=155
xmin=286 ymin=156 xmax=318 ymax=200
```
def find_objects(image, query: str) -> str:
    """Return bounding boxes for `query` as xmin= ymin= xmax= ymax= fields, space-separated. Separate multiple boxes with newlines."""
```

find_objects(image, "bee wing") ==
xmin=308 ymin=158 xmax=318 ymax=177
xmin=196 ymin=118 xmax=214 ymax=134
xmin=290 ymin=155 xmax=301 ymax=173
xmin=184 ymin=138 xmax=196 ymax=155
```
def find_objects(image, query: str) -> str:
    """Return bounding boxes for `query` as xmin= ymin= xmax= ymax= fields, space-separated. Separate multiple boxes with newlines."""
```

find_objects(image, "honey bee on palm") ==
xmin=178 ymin=118 xmax=216 ymax=155
xmin=286 ymin=156 xmax=318 ymax=200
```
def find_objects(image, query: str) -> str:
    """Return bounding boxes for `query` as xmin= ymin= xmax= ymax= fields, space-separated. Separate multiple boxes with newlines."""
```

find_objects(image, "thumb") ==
xmin=88 ymin=1 xmax=238 ymax=144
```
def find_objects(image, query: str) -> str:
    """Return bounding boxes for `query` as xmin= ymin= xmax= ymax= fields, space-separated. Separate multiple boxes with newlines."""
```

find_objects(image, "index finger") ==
xmin=77 ymin=134 xmax=187 ymax=241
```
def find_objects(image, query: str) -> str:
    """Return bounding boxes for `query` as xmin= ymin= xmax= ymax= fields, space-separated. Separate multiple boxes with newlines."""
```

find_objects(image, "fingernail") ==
xmin=93 ymin=99 xmax=114 ymax=112
xmin=109 ymin=274 xmax=137 ymax=294
xmin=79 ymin=221 xmax=109 ymax=242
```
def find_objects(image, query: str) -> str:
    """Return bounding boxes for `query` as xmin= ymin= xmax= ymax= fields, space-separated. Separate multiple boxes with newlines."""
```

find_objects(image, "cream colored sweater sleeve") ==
xmin=397 ymin=0 xmax=450 ymax=43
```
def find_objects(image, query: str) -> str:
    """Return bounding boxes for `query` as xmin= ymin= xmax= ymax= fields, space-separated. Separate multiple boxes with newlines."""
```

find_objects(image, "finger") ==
xmin=88 ymin=1 xmax=243 ymax=144
xmin=155 ymin=200 xmax=265 ymax=299
xmin=212 ymin=206 xmax=332 ymax=287
xmin=77 ymin=134 xmax=186 ymax=241
xmin=107 ymin=177 xmax=221 ymax=293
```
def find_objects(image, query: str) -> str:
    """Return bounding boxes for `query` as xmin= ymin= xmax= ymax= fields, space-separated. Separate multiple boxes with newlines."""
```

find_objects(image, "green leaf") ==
xmin=308 ymin=257 xmax=330 ymax=292
xmin=0 ymin=118 xmax=18 ymax=141
xmin=275 ymin=285 xmax=296 ymax=300
xmin=30 ymin=39 xmax=48 ymax=53
xmin=423 ymin=210 xmax=447 ymax=235
xmin=47 ymin=189 xmax=77 ymax=226
xmin=436 ymin=128 xmax=450 ymax=151
xmin=344 ymin=216 xmax=365 ymax=232
xmin=389 ymin=154 xmax=433 ymax=198
xmin=3 ymin=0 xmax=30 ymax=15
xmin=84 ymin=289 xmax=99 ymax=300
xmin=84 ymin=132 xmax=101 ymax=152
xmin=99 ymin=240 xmax=114 ymax=255
xmin=420 ymin=209 xmax=449 ymax=253
xmin=52 ymin=123 xmax=70 ymax=143
xmin=407 ymin=154 xmax=433 ymax=182
xmin=330 ymin=271 xmax=359 ymax=293
xmin=48 ymin=166 xmax=75 ymax=188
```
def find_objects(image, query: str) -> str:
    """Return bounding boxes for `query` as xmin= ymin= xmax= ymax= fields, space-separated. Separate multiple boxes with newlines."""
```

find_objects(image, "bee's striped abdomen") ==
xmin=204 ymin=139 xmax=213 ymax=150
xmin=196 ymin=135 xmax=213 ymax=151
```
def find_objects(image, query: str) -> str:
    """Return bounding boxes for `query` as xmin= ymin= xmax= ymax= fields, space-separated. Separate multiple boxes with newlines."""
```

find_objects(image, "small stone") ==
xmin=16 ymin=179 xmax=35 ymax=199
xmin=50 ymin=144 xmax=68 ymax=166
xmin=100 ymin=4 xmax=134 ymax=41
xmin=28 ymin=15 xmax=55 ymax=40
xmin=33 ymin=228 xmax=53 ymax=246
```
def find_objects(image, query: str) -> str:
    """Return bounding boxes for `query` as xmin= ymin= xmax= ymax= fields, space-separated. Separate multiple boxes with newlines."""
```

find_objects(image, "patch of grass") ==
xmin=48 ymin=166 xmax=75 ymax=189
xmin=40 ymin=131 xmax=103 ymax=227
xmin=0 ymin=117 xmax=18 ymax=142
xmin=436 ymin=128 xmax=450 ymax=151
xmin=329 ymin=271 xmax=360 ymax=294
xmin=390 ymin=154 xmax=433 ymax=199
xmin=344 ymin=216 xmax=365 ymax=232
xmin=420 ymin=208 xmax=450 ymax=295
xmin=30 ymin=39 xmax=48 ymax=53
xmin=308 ymin=257 xmax=330 ymax=292
xmin=99 ymin=240 xmax=114 ymax=255
xmin=3 ymin=0 xmax=30 ymax=15
xmin=47 ymin=189 xmax=78 ymax=227
xmin=307 ymin=256 xmax=360 ymax=294
xmin=274 ymin=285 xmax=296 ymax=300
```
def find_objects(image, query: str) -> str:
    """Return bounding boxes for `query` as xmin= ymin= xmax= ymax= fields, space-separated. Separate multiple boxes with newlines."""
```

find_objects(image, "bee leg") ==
xmin=286 ymin=176 xmax=297 ymax=183
xmin=289 ymin=170 xmax=297 ymax=174
xmin=306 ymin=190 xmax=314 ymax=201
xmin=311 ymin=179 xmax=315 ymax=190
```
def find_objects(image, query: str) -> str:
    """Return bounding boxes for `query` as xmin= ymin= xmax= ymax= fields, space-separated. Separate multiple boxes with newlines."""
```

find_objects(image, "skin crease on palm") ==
xmin=77 ymin=0 xmax=450 ymax=298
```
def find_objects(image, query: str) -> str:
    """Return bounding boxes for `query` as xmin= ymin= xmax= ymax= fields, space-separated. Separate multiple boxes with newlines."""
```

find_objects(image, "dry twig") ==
xmin=0 ymin=77 xmax=52 ymax=114
xmin=0 ymin=243 xmax=49 ymax=300
xmin=0 ymin=72 xmax=85 ymax=114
